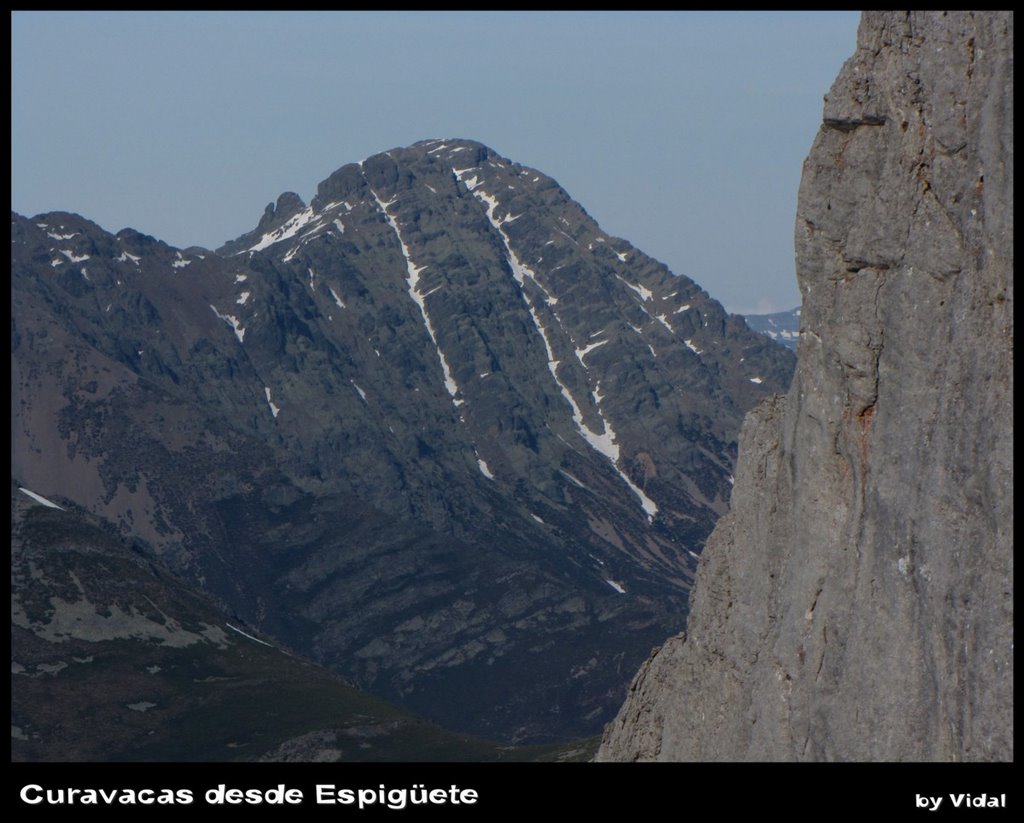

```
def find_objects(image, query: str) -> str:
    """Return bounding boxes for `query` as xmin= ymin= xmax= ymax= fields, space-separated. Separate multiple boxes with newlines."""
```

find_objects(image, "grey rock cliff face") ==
xmin=597 ymin=11 xmax=1012 ymax=761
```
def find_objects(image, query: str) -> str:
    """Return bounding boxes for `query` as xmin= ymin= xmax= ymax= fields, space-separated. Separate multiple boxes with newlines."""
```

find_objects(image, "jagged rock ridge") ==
xmin=11 ymin=139 xmax=794 ymax=746
xmin=598 ymin=10 xmax=1012 ymax=761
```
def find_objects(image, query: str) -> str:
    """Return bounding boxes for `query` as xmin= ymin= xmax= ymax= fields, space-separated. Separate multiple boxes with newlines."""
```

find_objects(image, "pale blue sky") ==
xmin=11 ymin=11 xmax=860 ymax=314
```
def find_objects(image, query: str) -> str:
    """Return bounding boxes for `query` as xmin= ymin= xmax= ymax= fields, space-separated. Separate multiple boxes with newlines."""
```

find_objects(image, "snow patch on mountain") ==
xmin=616 ymin=275 xmax=653 ymax=303
xmin=371 ymin=189 xmax=463 ymax=408
xmin=264 ymin=387 xmax=280 ymax=418
xmin=575 ymin=338 xmax=609 ymax=364
xmin=246 ymin=207 xmax=316 ymax=253
xmin=115 ymin=250 xmax=140 ymax=265
xmin=226 ymin=623 xmax=275 ymax=647
xmin=18 ymin=487 xmax=65 ymax=510
xmin=210 ymin=305 xmax=245 ymax=343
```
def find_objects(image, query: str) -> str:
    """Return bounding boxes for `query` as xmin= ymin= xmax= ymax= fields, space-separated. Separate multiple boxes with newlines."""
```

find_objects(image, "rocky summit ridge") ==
xmin=11 ymin=137 xmax=794 ymax=752
xmin=597 ymin=11 xmax=1012 ymax=762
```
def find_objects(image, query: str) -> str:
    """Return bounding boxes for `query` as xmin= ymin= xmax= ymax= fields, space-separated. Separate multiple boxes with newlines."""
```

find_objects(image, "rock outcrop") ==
xmin=597 ymin=11 xmax=1012 ymax=761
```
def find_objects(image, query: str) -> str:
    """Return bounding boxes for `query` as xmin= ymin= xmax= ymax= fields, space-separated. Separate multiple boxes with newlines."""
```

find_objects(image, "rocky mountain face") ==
xmin=743 ymin=307 xmax=800 ymax=350
xmin=8 ymin=494 xmax=578 ymax=764
xmin=12 ymin=485 xmax=567 ymax=762
xmin=597 ymin=11 xmax=1012 ymax=762
xmin=10 ymin=139 xmax=794 ymax=747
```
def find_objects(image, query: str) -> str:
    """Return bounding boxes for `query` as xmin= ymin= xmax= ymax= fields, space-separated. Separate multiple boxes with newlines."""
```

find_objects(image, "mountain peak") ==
xmin=13 ymin=135 xmax=795 ymax=744
xmin=223 ymin=139 xmax=554 ymax=259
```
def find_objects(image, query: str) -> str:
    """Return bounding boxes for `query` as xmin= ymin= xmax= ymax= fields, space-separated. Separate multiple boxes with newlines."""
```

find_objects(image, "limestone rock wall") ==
xmin=597 ymin=11 xmax=1012 ymax=761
